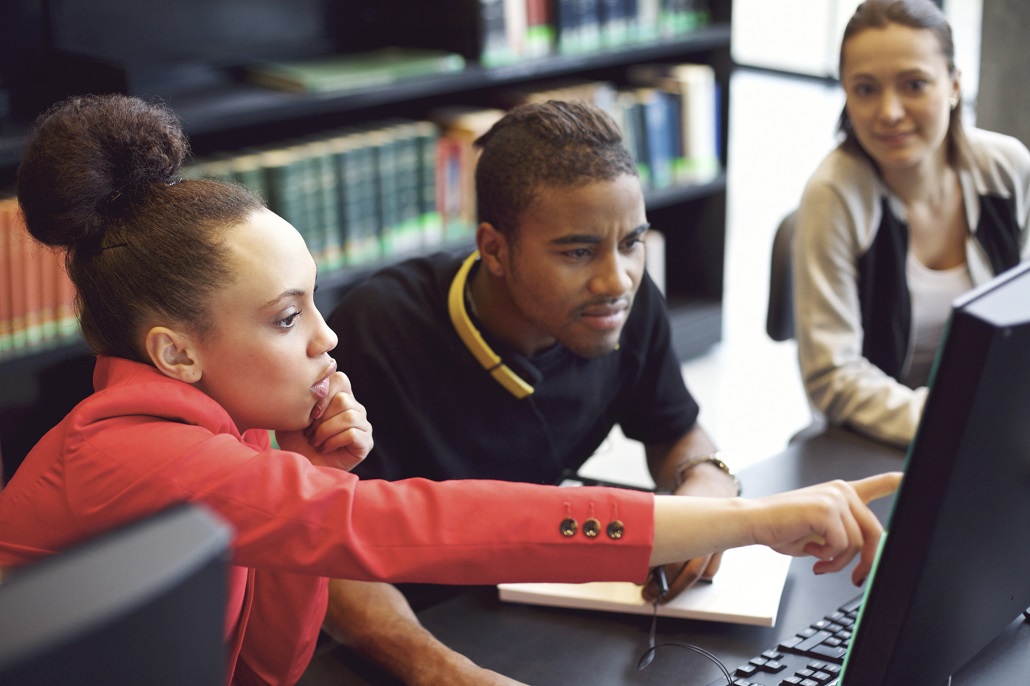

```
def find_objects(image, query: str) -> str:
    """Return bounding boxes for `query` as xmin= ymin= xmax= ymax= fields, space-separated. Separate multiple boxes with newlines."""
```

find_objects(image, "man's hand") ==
xmin=643 ymin=459 xmax=739 ymax=603
xmin=276 ymin=371 xmax=373 ymax=470
xmin=324 ymin=580 xmax=527 ymax=686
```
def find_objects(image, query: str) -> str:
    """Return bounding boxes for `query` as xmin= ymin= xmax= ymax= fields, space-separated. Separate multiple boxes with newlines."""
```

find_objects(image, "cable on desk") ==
xmin=637 ymin=567 xmax=733 ymax=684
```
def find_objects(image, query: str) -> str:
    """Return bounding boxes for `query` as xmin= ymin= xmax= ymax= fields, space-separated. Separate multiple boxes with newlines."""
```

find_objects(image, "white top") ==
xmin=905 ymin=252 xmax=973 ymax=388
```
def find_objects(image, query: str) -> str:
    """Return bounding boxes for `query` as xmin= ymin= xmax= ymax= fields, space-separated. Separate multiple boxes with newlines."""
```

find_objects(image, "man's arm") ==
xmin=643 ymin=423 xmax=739 ymax=601
xmin=322 ymin=579 xmax=526 ymax=686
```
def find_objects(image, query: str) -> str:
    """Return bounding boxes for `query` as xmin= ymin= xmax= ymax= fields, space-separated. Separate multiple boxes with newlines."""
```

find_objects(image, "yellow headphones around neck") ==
xmin=447 ymin=251 xmax=535 ymax=399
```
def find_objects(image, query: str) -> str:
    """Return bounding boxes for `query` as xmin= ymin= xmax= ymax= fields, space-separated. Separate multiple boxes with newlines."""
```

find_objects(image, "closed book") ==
xmin=479 ymin=0 xmax=510 ymax=66
xmin=36 ymin=227 xmax=58 ymax=343
xmin=6 ymin=205 xmax=33 ymax=352
xmin=636 ymin=87 xmax=675 ymax=190
xmin=574 ymin=0 xmax=602 ymax=53
xmin=554 ymin=0 xmax=581 ymax=54
xmin=430 ymin=107 xmax=506 ymax=239
xmin=435 ymin=137 xmax=467 ymax=240
xmin=55 ymin=246 xmax=78 ymax=340
xmin=502 ymin=0 xmax=527 ymax=63
xmin=374 ymin=121 xmax=424 ymax=256
xmin=629 ymin=62 xmax=720 ymax=183
xmin=335 ymin=131 xmax=382 ymax=266
xmin=366 ymin=129 xmax=402 ymax=259
xmin=500 ymin=545 xmax=791 ymax=627
xmin=301 ymin=137 xmax=345 ymax=271
xmin=0 ymin=199 xmax=12 ymax=356
xmin=524 ymin=0 xmax=554 ymax=57
xmin=598 ymin=0 xmax=629 ymax=47
xmin=413 ymin=121 xmax=443 ymax=247
xmin=261 ymin=146 xmax=321 ymax=263
xmin=244 ymin=48 xmax=466 ymax=94
xmin=634 ymin=0 xmax=661 ymax=42
xmin=614 ymin=90 xmax=649 ymax=186
xmin=229 ymin=150 xmax=268 ymax=203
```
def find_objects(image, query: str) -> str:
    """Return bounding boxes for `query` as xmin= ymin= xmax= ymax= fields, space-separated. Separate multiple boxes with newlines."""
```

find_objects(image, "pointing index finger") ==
xmin=850 ymin=472 xmax=903 ymax=504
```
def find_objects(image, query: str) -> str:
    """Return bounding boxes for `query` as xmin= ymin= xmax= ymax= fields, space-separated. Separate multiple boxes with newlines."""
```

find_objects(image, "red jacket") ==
xmin=0 ymin=356 xmax=654 ymax=684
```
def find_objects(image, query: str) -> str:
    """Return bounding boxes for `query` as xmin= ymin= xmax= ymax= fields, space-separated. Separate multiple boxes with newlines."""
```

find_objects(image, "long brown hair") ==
xmin=836 ymin=0 xmax=968 ymax=166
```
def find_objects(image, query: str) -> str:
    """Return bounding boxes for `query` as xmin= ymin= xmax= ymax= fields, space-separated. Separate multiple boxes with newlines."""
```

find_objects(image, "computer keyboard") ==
xmin=705 ymin=594 xmax=863 ymax=686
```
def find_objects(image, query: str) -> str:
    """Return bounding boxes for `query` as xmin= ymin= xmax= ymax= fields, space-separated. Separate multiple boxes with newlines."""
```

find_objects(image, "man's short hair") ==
xmin=474 ymin=100 xmax=638 ymax=238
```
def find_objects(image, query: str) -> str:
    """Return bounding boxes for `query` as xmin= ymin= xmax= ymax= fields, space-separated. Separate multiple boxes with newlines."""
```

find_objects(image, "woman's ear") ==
xmin=145 ymin=326 xmax=202 ymax=383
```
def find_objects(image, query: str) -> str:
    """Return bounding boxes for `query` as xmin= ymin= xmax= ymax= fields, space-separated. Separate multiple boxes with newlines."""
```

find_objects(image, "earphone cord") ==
xmin=637 ymin=594 xmax=734 ymax=684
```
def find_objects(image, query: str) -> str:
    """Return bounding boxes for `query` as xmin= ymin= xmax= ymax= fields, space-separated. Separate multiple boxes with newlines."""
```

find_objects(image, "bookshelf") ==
xmin=0 ymin=0 xmax=733 ymax=481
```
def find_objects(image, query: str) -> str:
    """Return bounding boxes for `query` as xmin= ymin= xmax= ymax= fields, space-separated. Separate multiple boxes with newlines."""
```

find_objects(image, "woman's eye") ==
xmin=276 ymin=312 xmax=301 ymax=329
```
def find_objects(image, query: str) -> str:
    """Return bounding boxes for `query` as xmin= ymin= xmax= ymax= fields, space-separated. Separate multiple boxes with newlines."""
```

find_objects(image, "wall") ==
xmin=975 ymin=0 xmax=1029 ymax=146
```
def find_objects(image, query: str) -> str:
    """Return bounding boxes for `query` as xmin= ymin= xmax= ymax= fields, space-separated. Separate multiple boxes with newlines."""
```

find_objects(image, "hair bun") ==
xmin=17 ymin=94 xmax=190 ymax=250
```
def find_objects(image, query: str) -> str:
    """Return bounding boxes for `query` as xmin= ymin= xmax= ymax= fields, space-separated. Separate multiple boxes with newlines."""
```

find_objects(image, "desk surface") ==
xmin=300 ymin=427 xmax=1030 ymax=685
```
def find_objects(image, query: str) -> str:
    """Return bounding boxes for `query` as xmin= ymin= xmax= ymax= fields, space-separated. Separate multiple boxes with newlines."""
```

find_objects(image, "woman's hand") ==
xmin=650 ymin=472 xmax=901 ymax=587
xmin=748 ymin=472 xmax=902 ymax=585
xmin=277 ymin=371 xmax=373 ymax=471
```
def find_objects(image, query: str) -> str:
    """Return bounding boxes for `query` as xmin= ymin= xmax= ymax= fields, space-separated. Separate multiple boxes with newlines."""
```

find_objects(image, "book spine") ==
xmin=370 ymin=130 xmax=401 ymax=258
xmin=479 ymin=0 xmax=511 ymax=66
xmin=304 ymin=138 xmax=345 ymax=271
xmin=577 ymin=0 xmax=602 ymax=53
xmin=339 ymin=133 xmax=382 ymax=266
xmin=414 ymin=121 xmax=443 ymax=248
xmin=524 ymin=0 xmax=554 ymax=57
xmin=22 ymin=209 xmax=45 ymax=349
xmin=390 ymin=122 xmax=426 ymax=255
xmin=55 ymin=245 xmax=78 ymax=340
xmin=635 ymin=0 xmax=660 ymax=42
xmin=37 ymin=226 xmax=58 ymax=343
xmin=638 ymin=87 xmax=674 ymax=190
xmin=503 ymin=0 xmax=528 ymax=62
xmin=261 ymin=146 xmax=321 ymax=263
xmin=675 ymin=63 xmax=720 ymax=183
xmin=555 ymin=0 xmax=581 ymax=54
xmin=0 ymin=199 xmax=12 ymax=357
xmin=436 ymin=138 xmax=464 ymax=240
xmin=7 ymin=203 xmax=31 ymax=352
xmin=230 ymin=150 xmax=268 ymax=203
xmin=598 ymin=0 xmax=628 ymax=47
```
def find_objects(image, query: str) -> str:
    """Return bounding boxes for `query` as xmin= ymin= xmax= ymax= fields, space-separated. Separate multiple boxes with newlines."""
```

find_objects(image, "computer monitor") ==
xmin=841 ymin=260 xmax=1030 ymax=685
xmin=0 ymin=503 xmax=232 ymax=685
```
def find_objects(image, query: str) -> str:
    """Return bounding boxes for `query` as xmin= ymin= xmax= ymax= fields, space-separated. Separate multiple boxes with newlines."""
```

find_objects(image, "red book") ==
xmin=13 ymin=210 xmax=44 ymax=350
xmin=0 ymin=200 xmax=12 ymax=357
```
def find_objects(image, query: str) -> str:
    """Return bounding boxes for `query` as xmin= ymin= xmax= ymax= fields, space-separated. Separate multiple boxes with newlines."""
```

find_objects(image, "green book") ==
xmin=336 ymin=132 xmax=382 ymax=266
xmin=385 ymin=121 xmax=425 ymax=256
xmin=413 ymin=121 xmax=442 ymax=248
xmin=301 ymin=137 xmax=345 ymax=272
xmin=245 ymin=48 xmax=466 ymax=94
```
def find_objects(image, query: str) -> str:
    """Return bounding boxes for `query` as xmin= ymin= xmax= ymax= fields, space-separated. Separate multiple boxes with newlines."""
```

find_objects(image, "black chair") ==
xmin=765 ymin=210 xmax=797 ymax=342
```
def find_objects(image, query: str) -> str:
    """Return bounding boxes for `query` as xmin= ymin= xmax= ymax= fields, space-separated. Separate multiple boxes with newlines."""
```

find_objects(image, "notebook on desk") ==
xmin=498 ymin=544 xmax=791 ymax=627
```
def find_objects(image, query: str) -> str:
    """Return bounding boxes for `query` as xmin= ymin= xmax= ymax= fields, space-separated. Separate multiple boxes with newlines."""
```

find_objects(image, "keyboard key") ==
xmin=735 ymin=663 xmax=759 ymax=677
xmin=795 ymin=630 xmax=833 ymax=652
xmin=805 ymin=644 xmax=847 ymax=662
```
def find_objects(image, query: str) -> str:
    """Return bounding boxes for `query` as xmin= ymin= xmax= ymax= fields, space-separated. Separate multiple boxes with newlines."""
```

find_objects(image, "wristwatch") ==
xmin=676 ymin=451 xmax=742 ymax=496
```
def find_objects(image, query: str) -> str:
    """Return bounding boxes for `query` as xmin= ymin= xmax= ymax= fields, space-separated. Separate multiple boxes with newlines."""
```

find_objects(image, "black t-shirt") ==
xmin=328 ymin=250 xmax=700 ymax=486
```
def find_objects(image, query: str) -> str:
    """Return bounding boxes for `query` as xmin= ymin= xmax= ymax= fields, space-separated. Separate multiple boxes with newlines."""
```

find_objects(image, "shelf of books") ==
xmin=1 ymin=0 xmax=732 ymax=476
xmin=1 ymin=66 xmax=725 ymax=360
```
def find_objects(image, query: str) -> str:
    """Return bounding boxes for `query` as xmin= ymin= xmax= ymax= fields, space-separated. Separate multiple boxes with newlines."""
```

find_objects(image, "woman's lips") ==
xmin=311 ymin=359 xmax=337 ymax=400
